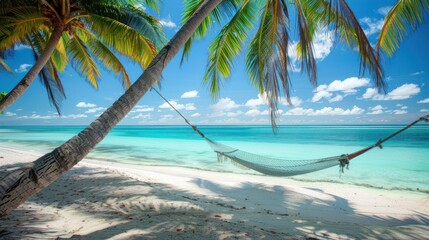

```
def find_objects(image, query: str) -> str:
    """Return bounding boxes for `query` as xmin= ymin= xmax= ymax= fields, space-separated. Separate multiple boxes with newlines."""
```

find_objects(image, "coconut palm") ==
xmin=182 ymin=0 xmax=384 ymax=127
xmin=376 ymin=0 xmax=429 ymax=58
xmin=0 ymin=0 xmax=384 ymax=215
xmin=0 ymin=0 xmax=165 ymax=113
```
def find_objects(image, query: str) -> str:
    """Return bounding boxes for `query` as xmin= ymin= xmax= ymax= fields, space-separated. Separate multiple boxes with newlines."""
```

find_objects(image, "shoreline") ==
xmin=1 ymin=145 xmax=428 ymax=239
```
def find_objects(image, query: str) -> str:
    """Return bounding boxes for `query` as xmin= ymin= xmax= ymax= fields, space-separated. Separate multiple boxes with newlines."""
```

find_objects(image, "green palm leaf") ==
xmin=204 ymin=0 xmax=257 ymax=96
xmin=246 ymin=0 xmax=290 ymax=128
xmin=377 ymin=0 xmax=429 ymax=57
xmin=87 ymin=14 xmax=157 ymax=68
xmin=67 ymin=34 xmax=101 ymax=88
xmin=76 ymin=28 xmax=131 ymax=89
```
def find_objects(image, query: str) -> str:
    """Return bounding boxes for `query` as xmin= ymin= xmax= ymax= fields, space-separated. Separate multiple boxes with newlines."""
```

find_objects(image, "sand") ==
xmin=0 ymin=144 xmax=428 ymax=239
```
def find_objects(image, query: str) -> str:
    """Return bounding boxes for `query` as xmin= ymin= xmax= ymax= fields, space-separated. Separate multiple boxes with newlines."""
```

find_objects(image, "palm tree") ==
xmin=0 ymin=0 xmax=384 ymax=215
xmin=0 ymin=0 xmax=164 ymax=113
xmin=376 ymin=0 xmax=429 ymax=58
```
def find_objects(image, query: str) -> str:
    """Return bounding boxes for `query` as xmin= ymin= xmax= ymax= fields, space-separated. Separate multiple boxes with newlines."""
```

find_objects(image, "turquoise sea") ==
xmin=1 ymin=125 xmax=428 ymax=193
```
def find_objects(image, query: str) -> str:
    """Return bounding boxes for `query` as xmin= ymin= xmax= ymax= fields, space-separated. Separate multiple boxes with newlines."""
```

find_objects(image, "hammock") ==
xmin=153 ymin=88 xmax=429 ymax=176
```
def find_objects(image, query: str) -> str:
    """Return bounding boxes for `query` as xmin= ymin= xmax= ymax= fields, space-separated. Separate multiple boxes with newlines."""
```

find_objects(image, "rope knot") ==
xmin=339 ymin=154 xmax=350 ymax=174
xmin=375 ymin=139 xmax=383 ymax=149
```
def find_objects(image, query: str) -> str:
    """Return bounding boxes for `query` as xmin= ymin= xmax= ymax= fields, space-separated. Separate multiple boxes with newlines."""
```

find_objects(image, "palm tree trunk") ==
xmin=0 ymin=25 xmax=65 ymax=112
xmin=0 ymin=0 xmax=223 ymax=216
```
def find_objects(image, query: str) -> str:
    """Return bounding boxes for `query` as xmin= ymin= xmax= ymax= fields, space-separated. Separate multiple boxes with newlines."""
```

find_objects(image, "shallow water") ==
xmin=1 ymin=125 xmax=428 ymax=193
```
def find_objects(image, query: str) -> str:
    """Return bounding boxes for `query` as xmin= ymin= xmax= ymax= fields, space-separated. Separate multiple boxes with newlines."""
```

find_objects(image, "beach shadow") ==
xmin=1 ymin=166 xmax=428 ymax=239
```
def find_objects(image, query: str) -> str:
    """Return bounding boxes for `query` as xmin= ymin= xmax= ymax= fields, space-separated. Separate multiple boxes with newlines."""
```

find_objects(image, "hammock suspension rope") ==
xmin=152 ymin=87 xmax=429 ymax=176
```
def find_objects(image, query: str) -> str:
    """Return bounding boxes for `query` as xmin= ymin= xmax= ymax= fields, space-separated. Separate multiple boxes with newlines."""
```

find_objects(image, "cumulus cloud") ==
xmin=64 ymin=114 xmax=87 ymax=119
xmin=285 ymin=106 xmax=364 ymax=116
xmin=367 ymin=105 xmax=385 ymax=115
xmin=417 ymin=98 xmax=429 ymax=103
xmin=14 ymin=64 xmax=32 ymax=73
xmin=362 ymin=84 xmax=420 ymax=100
xmin=19 ymin=114 xmax=56 ymax=119
xmin=420 ymin=109 xmax=429 ymax=113
xmin=132 ymin=113 xmax=151 ymax=119
xmin=159 ymin=15 xmax=177 ymax=28
xmin=181 ymin=90 xmax=199 ymax=98
xmin=76 ymin=102 xmax=96 ymax=108
xmin=85 ymin=107 xmax=105 ymax=113
xmin=191 ymin=113 xmax=201 ymax=117
xmin=411 ymin=71 xmax=425 ymax=76
xmin=245 ymin=109 xmax=269 ymax=117
xmin=289 ymin=28 xmax=334 ymax=71
xmin=211 ymin=98 xmax=240 ymax=111
xmin=312 ymin=77 xmax=369 ymax=102
xmin=14 ymin=44 xmax=31 ymax=50
xmin=245 ymin=93 xmax=302 ymax=108
xmin=360 ymin=17 xmax=384 ymax=36
xmin=158 ymin=101 xmax=196 ymax=111
xmin=226 ymin=111 xmax=243 ymax=117
xmin=393 ymin=110 xmax=407 ymax=115
xmin=4 ymin=112 xmax=16 ymax=117
xmin=378 ymin=6 xmax=392 ymax=16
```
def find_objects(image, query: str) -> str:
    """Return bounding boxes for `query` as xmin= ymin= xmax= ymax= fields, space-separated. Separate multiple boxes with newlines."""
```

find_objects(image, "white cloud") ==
xmin=158 ymin=101 xmax=196 ymax=111
xmin=312 ymin=90 xmax=333 ymax=102
xmin=181 ymin=90 xmax=199 ymax=98
xmin=289 ymin=28 xmax=334 ymax=70
xmin=312 ymin=77 xmax=369 ymax=102
xmin=85 ymin=107 xmax=105 ymax=113
xmin=14 ymin=44 xmax=31 ymax=50
xmin=132 ymin=113 xmax=151 ymax=119
xmin=191 ymin=113 xmax=201 ymax=117
xmin=211 ymin=98 xmax=240 ymax=112
xmin=4 ymin=112 xmax=16 ymax=116
xmin=313 ymin=29 xmax=334 ymax=60
xmin=418 ymin=98 xmax=429 ymax=103
xmin=393 ymin=110 xmax=407 ymax=115
xmin=378 ymin=6 xmax=392 ymax=16
xmin=133 ymin=107 xmax=154 ymax=112
xmin=245 ymin=93 xmax=302 ymax=108
xmin=226 ymin=111 xmax=243 ymax=117
xmin=14 ymin=64 xmax=32 ymax=73
xmin=63 ymin=114 xmax=87 ymax=119
xmin=411 ymin=71 xmax=425 ymax=76
xmin=367 ymin=105 xmax=385 ymax=115
xmin=360 ymin=17 xmax=384 ymax=36
xmin=245 ymin=109 xmax=269 ymax=117
xmin=329 ymin=95 xmax=343 ymax=103
xmin=19 ymin=114 xmax=56 ymax=119
xmin=362 ymin=84 xmax=420 ymax=100
xmin=76 ymin=102 xmax=96 ymax=108
xmin=420 ymin=109 xmax=429 ymax=113
xmin=285 ymin=106 xmax=364 ymax=116
xmin=159 ymin=15 xmax=177 ymax=28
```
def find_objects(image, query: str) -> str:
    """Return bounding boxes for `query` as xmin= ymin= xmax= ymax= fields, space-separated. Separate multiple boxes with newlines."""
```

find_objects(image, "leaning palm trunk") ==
xmin=0 ymin=26 xmax=65 ymax=112
xmin=0 ymin=0 xmax=222 ymax=216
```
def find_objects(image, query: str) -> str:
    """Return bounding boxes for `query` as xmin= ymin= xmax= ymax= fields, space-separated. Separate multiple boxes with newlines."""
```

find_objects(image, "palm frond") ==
xmin=246 ymin=0 xmax=291 ymax=129
xmin=318 ymin=0 xmax=385 ymax=91
xmin=204 ymin=0 xmax=257 ymax=96
xmin=377 ymin=0 xmax=429 ymax=57
xmin=86 ymin=14 xmax=157 ymax=68
xmin=30 ymin=44 xmax=65 ymax=115
xmin=67 ymin=34 xmax=101 ymax=88
xmin=0 ymin=57 xmax=12 ymax=72
xmin=295 ymin=0 xmax=317 ymax=85
xmin=180 ymin=0 xmax=239 ymax=64
xmin=76 ymin=28 xmax=131 ymax=89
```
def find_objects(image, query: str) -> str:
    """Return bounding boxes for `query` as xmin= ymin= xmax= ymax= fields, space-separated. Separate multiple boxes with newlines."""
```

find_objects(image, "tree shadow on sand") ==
xmin=1 ymin=166 xmax=428 ymax=239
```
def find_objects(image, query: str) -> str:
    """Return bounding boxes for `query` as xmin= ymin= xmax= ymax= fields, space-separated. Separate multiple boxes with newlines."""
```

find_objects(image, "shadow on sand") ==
xmin=1 ymin=166 xmax=428 ymax=239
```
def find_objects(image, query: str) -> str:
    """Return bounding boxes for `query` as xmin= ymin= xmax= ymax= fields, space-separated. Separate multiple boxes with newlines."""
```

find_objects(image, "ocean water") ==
xmin=1 ymin=125 xmax=428 ymax=193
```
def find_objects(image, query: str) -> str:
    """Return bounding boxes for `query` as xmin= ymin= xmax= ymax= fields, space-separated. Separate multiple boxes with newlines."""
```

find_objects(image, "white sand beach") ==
xmin=1 ymin=144 xmax=428 ymax=239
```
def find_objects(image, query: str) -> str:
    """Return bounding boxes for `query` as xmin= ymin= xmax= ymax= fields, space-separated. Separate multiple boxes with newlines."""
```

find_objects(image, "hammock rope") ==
xmin=152 ymin=87 xmax=429 ymax=176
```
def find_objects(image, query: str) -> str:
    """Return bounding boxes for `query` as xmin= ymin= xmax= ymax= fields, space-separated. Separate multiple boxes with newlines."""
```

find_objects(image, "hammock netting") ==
xmin=206 ymin=138 xmax=348 ymax=176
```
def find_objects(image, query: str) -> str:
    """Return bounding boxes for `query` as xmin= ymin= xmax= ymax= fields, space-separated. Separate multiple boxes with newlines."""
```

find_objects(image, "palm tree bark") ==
xmin=0 ymin=0 xmax=223 ymax=216
xmin=0 ymin=25 xmax=66 ymax=112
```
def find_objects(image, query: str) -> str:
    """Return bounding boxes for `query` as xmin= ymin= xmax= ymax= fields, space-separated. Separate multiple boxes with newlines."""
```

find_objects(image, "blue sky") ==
xmin=1 ymin=0 xmax=428 ymax=125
